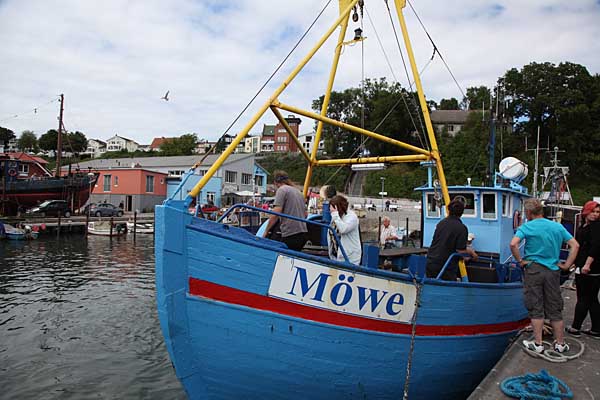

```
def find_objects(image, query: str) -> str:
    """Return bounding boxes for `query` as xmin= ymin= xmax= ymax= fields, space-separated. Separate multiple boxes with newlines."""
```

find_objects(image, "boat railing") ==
xmin=436 ymin=253 xmax=496 ymax=281
xmin=217 ymin=203 xmax=351 ymax=264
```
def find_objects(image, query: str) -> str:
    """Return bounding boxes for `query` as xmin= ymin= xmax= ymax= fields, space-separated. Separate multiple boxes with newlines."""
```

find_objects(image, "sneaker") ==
xmin=565 ymin=326 xmax=582 ymax=337
xmin=554 ymin=341 xmax=570 ymax=353
xmin=523 ymin=339 xmax=544 ymax=353
xmin=582 ymin=329 xmax=600 ymax=339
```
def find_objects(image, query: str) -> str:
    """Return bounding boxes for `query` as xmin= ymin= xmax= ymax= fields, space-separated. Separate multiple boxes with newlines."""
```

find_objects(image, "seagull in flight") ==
xmin=161 ymin=90 xmax=170 ymax=101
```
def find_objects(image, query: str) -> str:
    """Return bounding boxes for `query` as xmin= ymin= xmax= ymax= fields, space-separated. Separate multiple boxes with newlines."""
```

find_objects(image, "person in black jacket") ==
xmin=425 ymin=199 xmax=478 ymax=281
xmin=566 ymin=200 xmax=600 ymax=338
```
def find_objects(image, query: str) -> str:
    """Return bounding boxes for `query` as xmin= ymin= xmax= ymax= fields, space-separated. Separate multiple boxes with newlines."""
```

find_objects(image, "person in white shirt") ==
xmin=380 ymin=216 xmax=400 ymax=248
xmin=328 ymin=195 xmax=362 ymax=264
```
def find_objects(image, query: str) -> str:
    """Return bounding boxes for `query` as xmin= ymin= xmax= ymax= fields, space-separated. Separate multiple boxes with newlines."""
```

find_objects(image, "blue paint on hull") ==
xmin=155 ymin=202 xmax=527 ymax=399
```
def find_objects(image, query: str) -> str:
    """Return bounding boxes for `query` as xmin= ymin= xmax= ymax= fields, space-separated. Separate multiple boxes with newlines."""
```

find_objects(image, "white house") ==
xmin=84 ymin=139 xmax=107 ymax=158
xmin=298 ymin=131 xmax=324 ymax=153
xmin=106 ymin=135 xmax=139 ymax=152
xmin=244 ymin=136 xmax=261 ymax=153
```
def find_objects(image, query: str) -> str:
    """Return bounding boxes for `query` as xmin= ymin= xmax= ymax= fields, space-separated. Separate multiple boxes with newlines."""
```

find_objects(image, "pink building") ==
xmin=90 ymin=168 xmax=167 ymax=212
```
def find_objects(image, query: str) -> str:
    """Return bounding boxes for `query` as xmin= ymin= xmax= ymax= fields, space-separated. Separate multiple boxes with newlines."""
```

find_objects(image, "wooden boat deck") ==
xmin=468 ymin=287 xmax=600 ymax=399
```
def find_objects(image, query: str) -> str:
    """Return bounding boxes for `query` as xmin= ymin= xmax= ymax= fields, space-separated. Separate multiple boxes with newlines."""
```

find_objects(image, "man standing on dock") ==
xmin=510 ymin=198 xmax=579 ymax=354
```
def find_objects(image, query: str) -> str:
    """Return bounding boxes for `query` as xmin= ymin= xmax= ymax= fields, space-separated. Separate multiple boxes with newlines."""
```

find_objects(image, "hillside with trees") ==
xmin=291 ymin=61 xmax=600 ymax=204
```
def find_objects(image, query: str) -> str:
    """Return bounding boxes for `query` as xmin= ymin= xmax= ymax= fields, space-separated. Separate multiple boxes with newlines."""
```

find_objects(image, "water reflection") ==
xmin=0 ymin=234 xmax=186 ymax=400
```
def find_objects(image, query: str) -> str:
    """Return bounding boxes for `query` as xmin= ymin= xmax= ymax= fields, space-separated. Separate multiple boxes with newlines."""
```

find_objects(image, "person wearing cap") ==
xmin=262 ymin=170 xmax=308 ymax=251
xmin=425 ymin=199 xmax=478 ymax=281
xmin=510 ymin=198 xmax=579 ymax=354
xmin=566 ymin=200 xmax=600 ymax=338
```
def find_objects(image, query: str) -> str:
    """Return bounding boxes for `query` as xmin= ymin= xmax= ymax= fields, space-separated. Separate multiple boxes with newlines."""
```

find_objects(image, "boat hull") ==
xmin=87 ymin=221 xmax=127 ymax=236
xmin=126 ymin=222 xmax=154 ymax=234
xmin=155 ymin=203 xmax=528 ymax=400
xmin=1 ymin=174 xmax=97 ymax=214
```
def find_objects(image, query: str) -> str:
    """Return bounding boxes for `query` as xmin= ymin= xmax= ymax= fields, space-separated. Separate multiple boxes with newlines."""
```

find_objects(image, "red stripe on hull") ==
xmin=189 ymin=278 xmax=529 ymax=336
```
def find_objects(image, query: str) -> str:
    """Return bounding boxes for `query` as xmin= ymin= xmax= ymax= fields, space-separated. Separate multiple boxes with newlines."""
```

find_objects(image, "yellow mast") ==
xmin=185 ymin=0 xmax=450 ymax=208
xmin=187 ymin=0 xmax=360 ymax=201
xmin=393 ymin=0 xmax=450 ymax=206
xmin=302 ymin=0 xmax=352 ymax=197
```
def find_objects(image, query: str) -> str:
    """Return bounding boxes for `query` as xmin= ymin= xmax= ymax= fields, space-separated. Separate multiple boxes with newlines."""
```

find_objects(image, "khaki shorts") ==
xmin=523 ymin=262 xmax=563 ymax=321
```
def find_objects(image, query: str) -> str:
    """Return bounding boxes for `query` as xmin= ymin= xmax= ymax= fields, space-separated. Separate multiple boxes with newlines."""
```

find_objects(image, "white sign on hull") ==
xmin=269 ymin=255 xmax=416 ymax=323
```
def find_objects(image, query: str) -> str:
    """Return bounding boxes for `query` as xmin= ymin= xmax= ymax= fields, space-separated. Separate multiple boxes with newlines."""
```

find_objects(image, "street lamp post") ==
xmin=380 ymin=177 xmax=386 ymax=212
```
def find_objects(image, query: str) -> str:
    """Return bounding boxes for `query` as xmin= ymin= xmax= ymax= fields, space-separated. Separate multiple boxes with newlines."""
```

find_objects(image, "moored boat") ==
xmin=0 ymin=222 xmax=39 ymax=240
xmin=126 ymin=221 xmax=154 ymax=234
xmin=155 ymin=1 xmax=529 ymax=399
xmin=87 ymin=221 xmax=127 ymax=236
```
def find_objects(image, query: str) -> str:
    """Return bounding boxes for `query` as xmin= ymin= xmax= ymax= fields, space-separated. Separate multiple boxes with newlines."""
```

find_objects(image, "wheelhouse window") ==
xmin=242 ymin=173 xmax=252 ymax=185
xmin=225 ymin=170 xmax=237 ymax=184
xmin=502 ymin=193 xmax=511 ymax=217
xmin=146 ymin=175 xmax=154 ymax=192
xmin=18 ymin=164 xmax=29 ymax=174
xmin=449 ymin=193 xmax=476 ymax=217
xmin=481 ymin=192 xmax=497 ymax=220
xmin=103 ymin=175 xmax=111 ymax=191
xmin=426 ymin=193 xmax=440 ymax=218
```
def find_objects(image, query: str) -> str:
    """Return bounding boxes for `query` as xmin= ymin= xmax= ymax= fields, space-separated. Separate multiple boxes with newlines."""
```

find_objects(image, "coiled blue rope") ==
xmin=500 ymin=369 xmax=573 ymax=400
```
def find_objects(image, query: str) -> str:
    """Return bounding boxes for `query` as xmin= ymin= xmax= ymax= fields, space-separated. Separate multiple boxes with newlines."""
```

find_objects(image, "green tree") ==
xmin=65 ymin=131 xmax=87 ymax=154
xmin=312 ymin=78 xmax=420 ymax=158
xmin=18 ymin=130 xmax=38 ymax=152
xmin=438 ymin=98 xmax=460 ymax=110
xmin=502 ymin=62 xmax=600 ymax=178
xmin=160 ymin=133 xmax=198 ymax=156
xmin=0 ymin=126 xmax=16 ymax=148
xmin=38 ymin=129 xmax=58 ymax=151
xmin=461 ymin=86 xmax=491 ymax=110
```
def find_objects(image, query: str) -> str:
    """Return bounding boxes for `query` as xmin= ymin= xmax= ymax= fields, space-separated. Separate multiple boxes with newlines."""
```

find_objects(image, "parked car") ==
xmin=84 ymin=203 xmax=124 ymax=217
xmin=26 ymin=200 xmax=71 ymax=217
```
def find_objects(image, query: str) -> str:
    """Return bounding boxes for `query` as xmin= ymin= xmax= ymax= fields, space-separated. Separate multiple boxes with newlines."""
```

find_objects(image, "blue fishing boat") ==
xmin=155 ymin=1 xmax=529 ymax=398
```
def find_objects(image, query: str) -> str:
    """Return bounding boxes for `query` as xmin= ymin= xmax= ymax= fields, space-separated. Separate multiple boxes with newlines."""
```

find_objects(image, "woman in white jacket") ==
xmin=328 ymin=195 xmax=362 ymax=264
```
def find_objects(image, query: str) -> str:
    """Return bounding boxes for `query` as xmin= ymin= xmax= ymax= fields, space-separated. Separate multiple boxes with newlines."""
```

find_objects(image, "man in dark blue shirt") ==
xmin=426 ymin=199 xmax=477 ymax=280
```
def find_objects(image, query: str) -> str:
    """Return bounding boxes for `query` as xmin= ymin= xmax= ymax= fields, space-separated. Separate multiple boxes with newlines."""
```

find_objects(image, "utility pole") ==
xmin=56 ymin=94 xmax=64 ymax=178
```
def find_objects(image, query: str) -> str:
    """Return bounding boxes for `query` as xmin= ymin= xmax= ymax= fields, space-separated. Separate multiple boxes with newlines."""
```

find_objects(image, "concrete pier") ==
xmin=469 ymin=287 xmax=600 ymax=399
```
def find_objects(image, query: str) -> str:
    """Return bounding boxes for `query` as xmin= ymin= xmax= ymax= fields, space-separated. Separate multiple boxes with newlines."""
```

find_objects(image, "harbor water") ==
xmin=0 ymin=234 xmax=186 ymax=399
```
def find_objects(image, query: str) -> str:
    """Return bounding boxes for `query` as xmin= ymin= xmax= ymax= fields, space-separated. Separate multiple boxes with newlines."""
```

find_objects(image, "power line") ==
xmin=0 ymin=97 xmax=59 ymax=124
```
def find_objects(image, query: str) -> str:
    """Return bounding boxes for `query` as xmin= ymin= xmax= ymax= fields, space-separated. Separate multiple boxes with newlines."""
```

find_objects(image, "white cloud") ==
xmin=1 ymin=0 xmax=598 ymax=145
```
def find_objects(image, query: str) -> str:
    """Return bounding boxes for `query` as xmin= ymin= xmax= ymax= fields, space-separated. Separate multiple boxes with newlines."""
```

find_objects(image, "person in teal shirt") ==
xmin=510 ymin=198 xmax=579 ymax=355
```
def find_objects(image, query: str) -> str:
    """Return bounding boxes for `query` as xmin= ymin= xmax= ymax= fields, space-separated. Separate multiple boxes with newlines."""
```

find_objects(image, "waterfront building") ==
xmin=273 ymin=114 xmax=301 ymax=152
xmin=244 ymin=135 xmax=261 ymax=153
xmin=298 ymin=131 xmax=324 ymax=154
xmin=84 ymin=139 xmax=107 ymax=158
xmin=106 ymin=134 xmax=139 ymax=152
xmin=430 ymin=110 xmax=472 ymax=137
xmin=71 ymin=154 xmax=267 ymax=209
xmin=259 ymin=124 xmax=275 ymax=152
xmin=88 ymin=168 xmax=167 ymax=212
xmin=149 ymin=137 xmax=174 ymax=152
xmin=1 ymin=152 xmax=50 ymax=178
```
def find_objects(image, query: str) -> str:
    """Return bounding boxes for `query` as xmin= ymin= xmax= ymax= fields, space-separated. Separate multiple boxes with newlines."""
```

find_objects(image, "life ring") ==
xmin=8 ymin=168 xmax=17 ymax=177
xmin=513 ymin=210 xmax=522 ymax=230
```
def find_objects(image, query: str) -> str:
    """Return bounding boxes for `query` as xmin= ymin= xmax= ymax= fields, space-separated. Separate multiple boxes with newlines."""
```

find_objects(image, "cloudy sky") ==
xmin=1 ymin=0 xmax=599 ymax=145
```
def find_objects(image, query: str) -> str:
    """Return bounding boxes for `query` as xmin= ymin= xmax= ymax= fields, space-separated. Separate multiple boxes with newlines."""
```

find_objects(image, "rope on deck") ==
xmin=500 ymin=369 xmax=573 ymax=400
xmin=522 ymin=338 xmax=585 ymax=363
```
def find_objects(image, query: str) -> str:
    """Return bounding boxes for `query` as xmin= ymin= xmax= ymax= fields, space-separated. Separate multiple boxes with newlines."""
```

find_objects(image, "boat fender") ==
xmin=8 ymin=168 xmax=18 ymax=177
xmin=500 ymin=369 xmax=572 ymax=400
xmin=513 ymin=210 xmax=522 ymax=230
